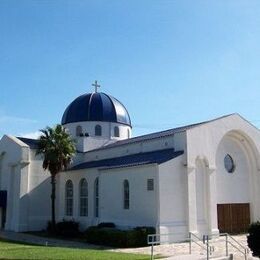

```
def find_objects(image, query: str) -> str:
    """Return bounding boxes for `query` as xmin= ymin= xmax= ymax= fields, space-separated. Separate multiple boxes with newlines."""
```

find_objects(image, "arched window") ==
xmin=95 ymin=125 xmax=102 ymax=136
xmin=94 ymin=178 xmax=99 ymax=217
xmin=65 ymin=180 xmax=73 ymax=216
xmin=114 ymin=126 xmax=119 ymax=137
xmin=127 ymin=129 xmax=130 ymax=138
xmin=123 ymin=180 xmax=129 ymax=209
xmin=76 ymin=125 xmax=83 ymax=136
xmin=79 ymin=179 xmax=88 ymax=216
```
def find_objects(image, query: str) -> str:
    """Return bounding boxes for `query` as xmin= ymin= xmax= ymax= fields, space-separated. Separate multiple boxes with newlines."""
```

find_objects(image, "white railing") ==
xmin=189 ymin=232 xmax=215 ymax=260
xmin=147 ymin=232 xmax=187 ymax=260
xmin=219 ymin=233 xmax=249 ymax=260
xmin=147 ymin=232 xmax=249 ymax=260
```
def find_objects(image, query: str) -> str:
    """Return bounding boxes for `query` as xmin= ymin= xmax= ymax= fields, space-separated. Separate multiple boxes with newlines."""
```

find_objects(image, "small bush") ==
xmin=46 ymin=221 xmax=56 ymax=234
xmin=133 ymin=226 xmax=156 ymax=247
xmin=47 ymin=220 xmax=80 ymax=237
xmin=84 ymin=226 xmax=155 ymax=248
xmin=247 ymin=221 xmax=260 ymax=257
xmin=97 ymin=222 xmax=116 ymax=228
xmin=84 ymin=226 xmax=125 ymax=247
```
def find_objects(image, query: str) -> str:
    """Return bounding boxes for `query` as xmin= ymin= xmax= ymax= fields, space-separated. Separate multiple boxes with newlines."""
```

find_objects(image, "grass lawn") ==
xmin=0 ymin=239 xmax=151 ymax=260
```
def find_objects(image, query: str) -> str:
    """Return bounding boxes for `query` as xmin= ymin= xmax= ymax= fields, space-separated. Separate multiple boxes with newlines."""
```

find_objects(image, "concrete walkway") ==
xmin=0 ymin=230 xmax=259 ymax=260
xmin=111 ymin=234 xmax=259 ymax=260
xmin=0 ymin=230 xmax=104 ymax=249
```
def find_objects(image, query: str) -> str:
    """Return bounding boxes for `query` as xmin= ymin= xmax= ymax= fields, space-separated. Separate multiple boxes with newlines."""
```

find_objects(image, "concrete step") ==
xmin=162 ymin=255 xmax=207 ymax=260
xmin=162 ymin=254 xmax=259 ymax=260
xmin=162 ymin=254 xmax=232 ymax=260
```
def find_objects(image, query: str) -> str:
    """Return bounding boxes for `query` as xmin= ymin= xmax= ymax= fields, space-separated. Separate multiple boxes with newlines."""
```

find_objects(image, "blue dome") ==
xmin=61 ymin=92 xmax=131 ymax=126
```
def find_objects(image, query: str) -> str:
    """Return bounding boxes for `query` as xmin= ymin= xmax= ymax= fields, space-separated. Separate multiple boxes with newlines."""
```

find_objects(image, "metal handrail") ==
xmin=147 ymin=231 xmax=248 ymax=260
xmin=189 ymin=232 xmax=215 ymax=260
xmin=147 ymin=232 xmax=183 ymax=260
xmin=228 ymin=240 xmax=247 ymax=255
xmin=189 ymin=232 xmax=207 ymax=253
xmin=225 ymin=233 xmax=248 ymax=251
xmin=219 ymin=233 xmax=249 ymax=260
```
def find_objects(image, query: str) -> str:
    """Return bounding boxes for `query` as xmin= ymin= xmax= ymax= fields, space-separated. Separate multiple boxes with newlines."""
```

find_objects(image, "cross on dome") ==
xmin=92 ymin=80 xmax=100 ymax=93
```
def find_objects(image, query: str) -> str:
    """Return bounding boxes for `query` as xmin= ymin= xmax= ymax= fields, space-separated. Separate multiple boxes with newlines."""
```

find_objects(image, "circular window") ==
xmin=224 ymin=154 xmax=235 ymax=173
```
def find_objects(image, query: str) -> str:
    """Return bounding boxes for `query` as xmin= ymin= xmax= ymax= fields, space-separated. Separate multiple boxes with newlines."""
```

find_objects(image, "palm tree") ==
xmin=36 ymin=124 xmax=76 ymax=230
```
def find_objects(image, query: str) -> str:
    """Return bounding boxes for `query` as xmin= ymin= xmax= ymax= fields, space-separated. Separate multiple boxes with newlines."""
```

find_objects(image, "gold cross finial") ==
xmin=92 ymin=80 xmax=100 ymax=93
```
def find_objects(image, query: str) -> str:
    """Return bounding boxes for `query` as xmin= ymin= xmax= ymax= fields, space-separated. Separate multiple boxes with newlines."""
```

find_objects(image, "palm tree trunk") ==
xmin=50 ymin=174 xmax=56 ymax=229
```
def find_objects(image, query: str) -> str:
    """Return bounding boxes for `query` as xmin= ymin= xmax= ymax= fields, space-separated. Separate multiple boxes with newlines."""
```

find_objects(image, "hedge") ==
xmin=247 ymin=221 xmax=260 ymax=257
xmin=84 ymin=226 xmax=155 ymax=248
xmin=47 ymin=220 xmax=80 ymax=237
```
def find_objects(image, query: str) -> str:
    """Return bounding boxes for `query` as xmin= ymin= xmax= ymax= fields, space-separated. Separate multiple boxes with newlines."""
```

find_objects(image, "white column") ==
xmin=5 ymin=165 xmax=16 ymax=230
xmin=207 ymin=167 xmax=219 ymax=236
xmin=18 ymin=162 xmax=30 ymax=232
xmin=187 ymin=166 xmax=198 ymax=234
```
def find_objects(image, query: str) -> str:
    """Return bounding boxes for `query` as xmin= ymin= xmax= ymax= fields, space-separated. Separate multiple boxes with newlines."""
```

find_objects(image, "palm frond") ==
xmin=36 ymin=124 xmax=76 ymax=175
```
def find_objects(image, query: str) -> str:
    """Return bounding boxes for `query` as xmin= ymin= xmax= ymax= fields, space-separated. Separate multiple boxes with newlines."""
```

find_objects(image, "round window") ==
xmin=224 ymin=154 xmax=235 ymax=173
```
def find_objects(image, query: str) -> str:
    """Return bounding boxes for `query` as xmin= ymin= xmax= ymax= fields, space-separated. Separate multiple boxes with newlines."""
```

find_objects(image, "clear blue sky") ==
xmin=0 ymin=0 xmax=260 ymax=139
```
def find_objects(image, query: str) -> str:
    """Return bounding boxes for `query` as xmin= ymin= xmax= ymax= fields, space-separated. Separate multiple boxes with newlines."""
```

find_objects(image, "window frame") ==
xmin=79 ymin=178 xmax=88 ymax=217
xmin=76 ymin=125 xmax=83 ymax=136
xmin=95 ymin=125 xmax=102 ymax=136
xmin=94 ymin=178 xmax=99 ymax=217
xmin=114 ymin=126 xmax=120 ymax=137
xmin=224 ymin=154 xmax=235 ymax=173
xmin=65 ymin=180 xmax=73 ymax=216
xmin=123 ymin=180 xmax=130 ymax=210
xmin=147 ymin=179 xmax=154 ymax=191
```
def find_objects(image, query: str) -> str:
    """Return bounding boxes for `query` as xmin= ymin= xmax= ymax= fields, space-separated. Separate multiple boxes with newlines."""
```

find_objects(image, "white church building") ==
xmin=0 ymin=88 xmax=259 ymax=241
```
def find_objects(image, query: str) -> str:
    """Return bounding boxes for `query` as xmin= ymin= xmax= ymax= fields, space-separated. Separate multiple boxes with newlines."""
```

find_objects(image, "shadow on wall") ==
xmin=19 ymin=176 xmax=52 ymax=231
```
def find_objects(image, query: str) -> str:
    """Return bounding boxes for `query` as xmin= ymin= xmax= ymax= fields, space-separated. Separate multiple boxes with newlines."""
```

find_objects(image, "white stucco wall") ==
xmin=158 ymin=155 xmax=188 ymax=242
xmin=186 ymin=114 xmax=260 ymax=169
xmin=80 ymin=132 xmax=185 ymax=164
xmin=64 ymin=121 xmax=132 ymax=152
xmin=216 ymin=135 xmax=250 ymax=204
xmin=100 ymin=165 xmax=158 ymax=228
xmin=186 ymin=114 xmax=260 ymax=228
xmin=0 ymin=135 xmax=30 ymax=231
xmin=64 ymin=121 xmax=131 ymax=139
xmin=58 ymin=167 xmax=97 ymax=228
xmin=0 ymin=113 xmax=259 ymax=239
xmin=0 ymin=136 xmax=52 ymax=232
xmin=27 ymin=150 xmax=51 ymax=231
xmin=195 ymin=159 xmax=209 ymax=236
xmin=58 ymin=164 xmax=158 ymax=230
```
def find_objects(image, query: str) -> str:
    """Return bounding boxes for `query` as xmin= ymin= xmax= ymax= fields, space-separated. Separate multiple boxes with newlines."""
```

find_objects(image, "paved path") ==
xmin=0 ymin=230 xmax=104 ymax=249
xmin=0 ymin=230 xmax=259 ymax=260
xmin=110 ymin=234 xmax=259 ymax=260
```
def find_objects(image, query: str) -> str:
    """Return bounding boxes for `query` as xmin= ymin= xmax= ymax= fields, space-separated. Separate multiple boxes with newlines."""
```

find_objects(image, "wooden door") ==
xmin=217 ymin=203 xmax=250 ymax=234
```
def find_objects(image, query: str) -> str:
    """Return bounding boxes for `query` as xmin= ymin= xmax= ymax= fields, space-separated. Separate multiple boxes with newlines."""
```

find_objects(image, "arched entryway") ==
xmin=215 ymin=130 xmax=259 ymax=233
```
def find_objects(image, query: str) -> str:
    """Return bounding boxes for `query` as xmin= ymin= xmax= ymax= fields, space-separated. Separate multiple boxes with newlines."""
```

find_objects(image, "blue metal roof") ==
xmin=69 ymin=149 xmax=183 ymax=171
xmin=61 ymin=92 xmax=131 ymax=126
xmin=17 ymin=137 xmax=39 ymax=149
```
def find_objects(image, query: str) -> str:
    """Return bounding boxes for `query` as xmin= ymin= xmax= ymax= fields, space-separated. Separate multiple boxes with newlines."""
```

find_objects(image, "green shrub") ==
xmin=133 ymin=227 xmax=156 ymax=247
xmin=84 ymin=226 xmax=155 ymax=248
xmin=46 ymin=221 xmax=56 ymax=234
xmin=247 ymin=221 xmax=260 ymax=257
xmin=48 ymin=220 xmax=80 ymax=238
xmin=97 ymin=222 xmax=116 ymax=228
xmin=126 ymin=230 xmax=138 ymax=247
xmin=84 ymin=226 xmax=126 ymax=247
xmin=106 ymin=228 xmax=127 ymax=247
